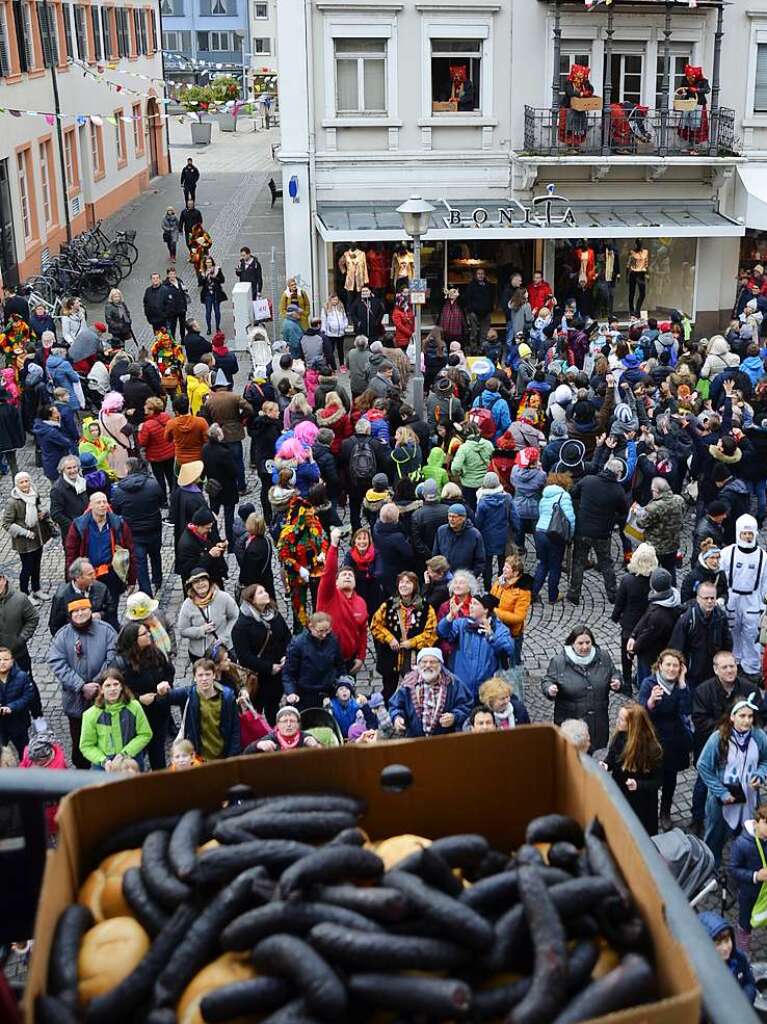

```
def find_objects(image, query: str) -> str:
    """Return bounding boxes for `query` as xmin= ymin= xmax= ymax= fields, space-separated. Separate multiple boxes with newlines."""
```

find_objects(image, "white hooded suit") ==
xmin=721 ymin=514 xmax=767 ymax=675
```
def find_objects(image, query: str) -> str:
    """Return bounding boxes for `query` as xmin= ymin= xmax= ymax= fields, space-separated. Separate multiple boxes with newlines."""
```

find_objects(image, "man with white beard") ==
xmin=390 ymin=648 xmax=472 ymax=737
xmin=720 ymin=514 xmax=767 ymax=681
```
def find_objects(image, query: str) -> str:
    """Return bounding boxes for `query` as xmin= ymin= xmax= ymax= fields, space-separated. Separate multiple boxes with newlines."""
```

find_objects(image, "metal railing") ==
xmin=522 ymin=105 xmax=739 ymax=157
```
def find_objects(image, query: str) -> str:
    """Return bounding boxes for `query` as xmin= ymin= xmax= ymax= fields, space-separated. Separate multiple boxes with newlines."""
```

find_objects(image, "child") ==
xmin=367 ymin=691 xmax=395 ymax=739
xmin=170 ymin=738 xmax=202 ymax=770
xmin=728 ymin=805 xmax=767 ymax=955
xmin=326 ymin=677 xmax=373 ymax=740
xmin=699 ymin=912 xmax=756 ymax=1004
xmin=110 ymin=754 xmax=140 ymax=774
xmin=19 ymin=723 xmax=67 ymax=840
xmin=421 ymin=451 xmax=449 ymax=493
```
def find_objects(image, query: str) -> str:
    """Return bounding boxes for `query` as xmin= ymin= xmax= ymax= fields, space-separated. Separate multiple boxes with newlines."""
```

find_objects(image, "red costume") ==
xmin=527 ymin=279 xmax=553 ymax=312
xmin=677 ymin=65 xmax=709 ymax=145
xmin=316 ymin=544 xmax=369 ymax=663
xmin=366 ymin=248 xmax=388 ymax=291
xmin=558 ymin=65 xmax=594 ymax=145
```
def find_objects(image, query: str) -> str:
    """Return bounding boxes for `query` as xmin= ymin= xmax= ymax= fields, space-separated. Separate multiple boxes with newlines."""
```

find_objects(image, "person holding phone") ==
xmin=697 ymin=693 xmax=767 ymax=865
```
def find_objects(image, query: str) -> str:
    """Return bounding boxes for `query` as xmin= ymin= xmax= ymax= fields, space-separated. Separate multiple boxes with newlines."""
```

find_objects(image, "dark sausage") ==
xmin=525 ymin=814 xmax=585 ymax=848
xmin=227 ymin=810 xmax=358 ymax=842
xmin=252 ymin=934 xmax=347 ymax=1020
xmin=194 ymin=838 xmax=314 ymax=886
xmin=460 ymin=866 xmax=570 ymax=912
xmin=200 ymin=977 xmax=290 ymax=1022
xmin=140 ymin=830 xmax=191 ymax=909
xmin=312 ymin=884 xmax=409 ymax=922
xmin=47 ymin=904 xmax=93 ymax=1005
xmin=221 ymin=900 xmax=381 ymax=950
xmin=347 ymin=973 xmax=472 ymax=1016
xmin=309 ymin=922 xmax=470 ymax=970
xmin=122 ymin=867 xmax=169 ymax=937
xmin=384 ymin=870 xmax=493 ymax=951
xmin=509 ymin=865 xmax=568 ymax=1024
xmin=278 ymin=846 xmax=384 ymax=899
xmin=168 ymin=808 xmax=204 ymax=881
xmin=552 ymin=953 xmax=656 ymax=1024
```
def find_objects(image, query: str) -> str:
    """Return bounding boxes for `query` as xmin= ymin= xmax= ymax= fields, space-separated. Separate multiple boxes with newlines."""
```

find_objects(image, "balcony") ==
xmin=522 ymin=105 xmax=739 ymax=158
xmin=196 ymin=49 xmax=243 ymax=64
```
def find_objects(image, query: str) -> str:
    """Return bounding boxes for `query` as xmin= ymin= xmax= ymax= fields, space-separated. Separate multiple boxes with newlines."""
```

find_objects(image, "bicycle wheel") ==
xmin=81 ymin=233 xmax=103 ymax=258
xmin=79 ymin=271 xmax=110 ymax=304
xmin=24 ymin=276 xmax=55 ymax=304
xmin=113 ymin=240 xmax=138 ymax=266
xmin=102 ymin=263 xmax=123 ymax=288
xmin=106 ymin=251 xmax=132 ymax=277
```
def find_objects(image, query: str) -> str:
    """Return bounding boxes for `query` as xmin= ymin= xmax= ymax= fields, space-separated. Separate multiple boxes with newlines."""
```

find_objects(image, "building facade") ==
xmin=160 ymin=0 xmax=247 ymax=78
xmin=0 ymin=0 xmax=168 ymax=286
xmin=277 ymin=0 xmax=767 ymax=334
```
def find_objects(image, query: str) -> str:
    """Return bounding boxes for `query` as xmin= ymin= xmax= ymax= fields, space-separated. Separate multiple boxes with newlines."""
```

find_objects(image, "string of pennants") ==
xmin=585 ymin=0 xmax=698 ymax=7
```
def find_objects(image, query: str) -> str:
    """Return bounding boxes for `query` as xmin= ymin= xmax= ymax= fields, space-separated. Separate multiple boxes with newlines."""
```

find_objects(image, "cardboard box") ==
xmin=25 ymin=726 xmax=700 ymax=1023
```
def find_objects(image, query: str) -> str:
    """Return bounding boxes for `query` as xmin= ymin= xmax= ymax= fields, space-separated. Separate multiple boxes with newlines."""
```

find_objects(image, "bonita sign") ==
xmin=442 ymin=184 xmax=576 ymax=230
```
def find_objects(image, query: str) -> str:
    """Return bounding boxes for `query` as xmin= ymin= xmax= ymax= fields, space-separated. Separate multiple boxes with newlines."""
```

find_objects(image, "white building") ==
xmin=0 ymin=0 xmax=168 ymax=285
xmin=249 ymin=0 xmax=276 ymax=74
xmin=277 ymin=0 xmax=767 ymax=334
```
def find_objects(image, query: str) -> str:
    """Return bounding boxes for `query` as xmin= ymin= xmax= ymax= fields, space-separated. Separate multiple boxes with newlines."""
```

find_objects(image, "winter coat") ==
xmin=422 ymin=447 xmax=449 ymax=492
xmin=637 ymin=492 xmax=686 ymax=556
xmin=203 ymin=391 xmax=252 ymax=444
xmin=231 ymin=607 xmax=291 ymax=713
xmin=177 ymin=589 xmax=239 ymax=658
xmin=33 ymin=419 xmax=78 ymax=481
xmin=162 ymin=683 xmax=240 ymax=759
xmin=49 ymin=477 xmax=89 ymax=539
xmin=0 ymin=402 xmax=24 ymax=453
xmin=2 ymin=492 xmax=54 ymax=554
xmin=611 ymin=573 xmax=651 ymax=636
xmin=202 ymin=439 xmax=239 ymax=506
xmin=701 ymin=340 xmax=740 ymax=379
xmin=535 ymin=485 xmax=576 ymax=533
xmin=175 ymin=527 xmax=227 ymax=586
xmin=637 ymin=674 xmax=692 ymax=771
xmin=437 ymin=614 xmax=515 ymax=696
xmin=471 ymin=390 xmax=511 ymax=440
xmin=347 ymin=348 xmax=371 ymax=394
xmin=542 ymin=647 xmax=619 ymax=750
xmin=199 ymin=268 xmax=226 ymax=305
xmin=49 ymin=580 xmax=113 ymax=636
xmin=122 ymin=378 xmax=154 ymax=426
xmin=165 ymin=413 xmax=209 ymax=464
xmin=729 ymin=824 xmax=767 ymax=941
xmin=631 ymin=601 xmax=684 ymax=664
xmin=389 ymin=667 xmax=473 ymax=737
xmin=236 ymin=257 xmax=263 ymax=294
xmin=373 ymin=520 xmax=415 ymax=597
xmin=692 ymin=515 xmax=725 ymax=565
xmin=390 ymin=442 xmax=422 ymax=484
xmin=184 ymin=331 xmax=213 ymax=364
xmin=475 ymin=490 xmax=514 ymax=556
xmin=407 ymin=502 xmax=447 ymax=564
xmin=370 ymin=596 xmax=437 ymax=678
xmin=692 ymin=676 xmax=764 ymax=757
xmin=104 ymin=300 xmax=132 ymax=340
xmin=249 ymin=414 xmax=282 ymax=472
xmin=432 ymin=522 xmax=485 ymax=579
xmin=426 ymin=392 xmax=464 ymax=432
xmin=510 ymin=466 xmax=546 ymax=522
xmin=604 ymin=730 xmax=662 ymax=835
xmin=570 ymin=470 xmax=629 ymax=538
xmin=451 ymin=437 xmax=494 ymax=488
xmin=0 ymin=663 xmax=34 ymax=737
xmin=681 ymin=564 xmax=728 ymax=604
xmin=740 ymin=355 xmax=765 ymax=388
xmin=392 ymin=305 xmax=415 ymax=347
xmin=0 ymin=586 xmax=38 ymax=658
xmin=187 ymin=375 xmax=210 ymax=416
xmin=237 ymin=534 xmax=275 ymax=593
xmin=64 ymin=510 xmax=137 ymax=585
xmin=48 ymin=619 xmax=118 ymax=717
xmin=46 ymin=355 xmax=83 ymax=410
xmin=143 ymin=284 xmax=167 ymax=326
xmin=79 ymin=699 xmax=152 ymax=766
xmin=282 ymin=631 xmax=345 ymax=699
xmin=350 ymin=296 xmax=385 ymax=339
xmin=669 ymin=604 xmax=733 ymax=687
xmin=162 ymin=279 xmax=189 ymax=317
xmin=138 ymin=412 xmax=174 ymax=463
xmin=111 ymin=472 xmax=163 ymax=541
xmin=491 ymin=576 xmax=532 ymax=638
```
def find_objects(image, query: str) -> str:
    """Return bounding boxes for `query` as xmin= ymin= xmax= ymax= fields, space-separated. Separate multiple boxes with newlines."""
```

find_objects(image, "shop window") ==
xmin=606 ymin=52 xmax=643 ymax=105
xmin=334 ymin=37 xmax=386 ymax=115
xmin=755 ymin=44 xmax=767 ymax=112
xmin=431 ymin=38 xmax=481 ymax=112
xmin=559 ymin=51 xmax=591 ymax=98
xmin=655 ymin=53 xmax=691 ymax=110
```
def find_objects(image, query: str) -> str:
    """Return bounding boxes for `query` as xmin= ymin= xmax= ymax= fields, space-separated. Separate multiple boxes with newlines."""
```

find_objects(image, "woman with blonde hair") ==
xmin=391 ymin=425 xmax=422 ymax=483
xmin=104 ymin=288 xmax=133 ymax=346
xmin=284 ymin=390 xmax=315 ymax=430
xmin=279 ymin=276 xmax=311 ymax=331
xmin=603 ymin=702 xmax=663 ymax=834
xmin=491 ymin=553 xmax=532 ymax=665
xmin=321 ymin=292 xmax=349 ymax=370
xmin=477 ymin=676 xmax=531 ymax=729
xmin=237 ymin=511 xmax=274 ymax=594
xmin=612 ymin=541 xmax=659 ymax=694
xmin=61 ymin=296 xmax=86 ymax=348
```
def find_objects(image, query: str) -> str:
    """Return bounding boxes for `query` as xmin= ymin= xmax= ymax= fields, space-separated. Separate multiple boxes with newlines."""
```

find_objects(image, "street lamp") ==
xmin=396 ymin=195 xmax=434 ymax=418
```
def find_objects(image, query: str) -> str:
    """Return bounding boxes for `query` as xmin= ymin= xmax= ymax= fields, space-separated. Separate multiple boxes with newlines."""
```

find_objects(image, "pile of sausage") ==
xmin=37 ymin=790 xmax=657 ymax=1023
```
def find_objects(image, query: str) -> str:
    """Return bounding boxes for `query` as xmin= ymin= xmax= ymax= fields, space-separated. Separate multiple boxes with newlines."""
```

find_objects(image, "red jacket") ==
xmin=392 ymin=306 xmax=415 ymax=348
xmin=317 ymin=402 xmax=352 ymax=455
xmin=64 ymin=510 xmax=137 ymax=586
xmin=527 ymin=280 xmax=553 ymax=313
xmin=316 ymin=544 xmax=368 ymax=662
xmin=20 ymin=743 xmax=67 ymax=836
xmin=138 ymin=411 xmax=175 ymax=462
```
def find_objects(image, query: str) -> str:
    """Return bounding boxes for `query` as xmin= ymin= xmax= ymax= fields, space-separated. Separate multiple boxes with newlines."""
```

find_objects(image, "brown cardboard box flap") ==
xmin=25 ymin=726 xmax=700 ymax=1023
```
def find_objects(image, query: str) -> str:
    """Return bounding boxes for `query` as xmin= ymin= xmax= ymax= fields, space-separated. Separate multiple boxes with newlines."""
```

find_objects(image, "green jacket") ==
xmin=79 ymin=699 xmax=152 ymax=766
xmin=423 ymin=448 xmax=449 ymax=492
xmin=451 ymin=437 xmax=493 ymax=488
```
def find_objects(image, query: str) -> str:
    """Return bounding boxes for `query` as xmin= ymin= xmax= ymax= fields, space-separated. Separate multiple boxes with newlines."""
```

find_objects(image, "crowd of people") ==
xmin=4 ymin=243 xmax=767 ymax=986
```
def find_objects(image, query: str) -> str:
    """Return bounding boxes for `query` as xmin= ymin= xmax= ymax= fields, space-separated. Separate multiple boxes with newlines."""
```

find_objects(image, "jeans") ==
xmin=151 ymin=458 xmax=176 ymax=505
xmin=533 ymin=530 xmax=566 ymax=602
xmin=704 ymin=792 xmax=739 ymax=865
xmin=0 ymin=449 xmax=18 ymax=475
xmin=211 ymin=498 xmax=236 ymax=547
xmin=225 ymin=440 xmax=246 ymax=492
xmin=204 ymin=295 xmax=221 ymax=333
xmin=658 ymin=550 xmax=678 ymax=586
xmin=692 ymin=773 xmax=708 ymax=823
xmin=183 ymin=186 xmax=196 ymax=203
xmin=514 ymin=517 xmax=537 ymax=554
xmin=134 ymin=538 xmax=163 ymax=596
xmin=628 ymin=271 xmax=646 ymax=317
xmin=19 ymin=547 xmax=43 ymax=594
xmin=568 ymin=536 xmax=616 ymax=602
xmin=747 ymin=479 xmax=767 ymax=522
xmin=167 ymin=312 xmax=186 ymax=340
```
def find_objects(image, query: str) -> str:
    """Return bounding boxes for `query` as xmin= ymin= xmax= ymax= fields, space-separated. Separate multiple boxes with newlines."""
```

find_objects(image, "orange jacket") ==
xmin=490 ymin=580 xmax=531 ymax=637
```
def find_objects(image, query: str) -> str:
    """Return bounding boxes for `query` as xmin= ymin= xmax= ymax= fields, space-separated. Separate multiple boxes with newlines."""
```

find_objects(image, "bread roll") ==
xmin=373 ymin=834 xmax=431 ymax=871
xmin=77 ymin=916 xmax=150 ymax=1006
xmin=78 ymin=849 xmax=142 ymax=921
xmin=177 ymin=951 xmax=256 ymax=1024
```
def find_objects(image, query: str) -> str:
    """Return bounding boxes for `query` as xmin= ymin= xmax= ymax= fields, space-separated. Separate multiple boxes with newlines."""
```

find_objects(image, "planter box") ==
xmin=190 ymin=120 xmax=212 ymax=145
xmin=218 ymin=111 xmax=237 ymax=132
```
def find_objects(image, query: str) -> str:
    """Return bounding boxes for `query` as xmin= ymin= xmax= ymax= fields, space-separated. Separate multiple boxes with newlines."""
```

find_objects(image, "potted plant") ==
xmin=181 ymin=85 xmax=214 ymax=144
xmin=212 ymin=77 xmax=242 ymax=132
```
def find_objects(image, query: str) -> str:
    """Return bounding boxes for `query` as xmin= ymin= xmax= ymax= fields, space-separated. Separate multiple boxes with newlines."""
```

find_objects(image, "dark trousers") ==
xmin=183 ymin=186 xmax=196 ymax=203
xmin=167 ymin=312 xmax=186 ymax=340
xmin=483 ymin=554 xmax=504 ymax=592
xmin=204 ymin=295 xmax=221 ymax=332
xmin=1 ymin=726 xmax=29 ymax=759
xmin=101 ymin=570 xmax=123 ymax=629
xmin=658 ymin=550 xmax=678 ymax=585
xmin=568 ymin=536 xmax=616 ymax=602
xmin=211 ymin=498 xmax=236 ymax=547
xmin=19 ymin=547 xmax=42 ymax=594
xmin=593 ymin=280 xmax=615 ymax=317
xmin=661 ymin=757 xmax=678 ymax=814
xmin=225 ymin=440 xmax=246 ymax=492
xmin=15 ymin=649 xmax=42 ymax=718
xmin=134 ymin=537 xmax=163 ymax=596
xmin=628 ymin=271 xmax=646 ymax=316
xmin=533 ymin=530 xmax=566 ymax=602
xmin=620 ymin=634 xmax=634 ymax=694
xmin=514 ymin=517 xmax=536 ymax=555
xmin=151 ymin=458 xmax=176 ymax=505
xmin=144 ymin=703 xmax=170 ymax=770
xmin=67 ymin=715 xmax=90 ymax=770
xmin=0 ymin=449 xmax=18 ymax=475
xmin=257 ymin=470 xmax=273 ymax=524
xmin=461 ymin=485 xmax=478 ymax=513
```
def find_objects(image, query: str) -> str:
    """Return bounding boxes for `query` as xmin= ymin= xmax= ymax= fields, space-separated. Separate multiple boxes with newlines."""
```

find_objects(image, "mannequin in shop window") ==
xmin=339 ymin=244 xmax=369 ymax=306
xmin=558 ymin=65 xmax=594 ymax=148
xmin=449 ymin=64 xmax=475 ymax=112
xmin=391 ymin=245 xmax=415 ymax=292
xmin=676 ymin=64 xmax=710 ymax=149
xmin=628 ymin=239 xmax=650 ymax=318
xmin=594 ymin=241 xmax=620 ymax=318
xmin=366 ymin=246 xmax=388 ymax=300
xmin=574 ymin=240 xmax=596 ymax=316
xmin=439 ymin=287 xmax=466 ymax=344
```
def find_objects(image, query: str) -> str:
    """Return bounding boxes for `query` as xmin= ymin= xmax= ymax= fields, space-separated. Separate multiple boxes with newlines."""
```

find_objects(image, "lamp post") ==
xmin=396 ymin=195 xmax=434 ymax=419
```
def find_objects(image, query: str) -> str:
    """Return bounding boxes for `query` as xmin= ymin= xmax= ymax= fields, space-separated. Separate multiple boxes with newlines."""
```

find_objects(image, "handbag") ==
xmin=751 ymin=835 xmax=767 ymax=928
xmin=111 ymin=543 xmax=131 ymax=583
xmin=204 ymin=477 xmax=223 ymax=500
xmin=546 ymin=495 xmax=572 ymax=543
xmin=623 ymin=506 xmax=645 ymax=548
xmin=253 ymin=297 xmax=271 ymax=322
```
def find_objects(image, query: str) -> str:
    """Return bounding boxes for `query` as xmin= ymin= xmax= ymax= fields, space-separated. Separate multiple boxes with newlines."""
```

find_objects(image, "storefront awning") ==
xmin=736 ymin=165 xmax=767 ymax=231
xmin=315 ymin=198 xmax=743 ymax=241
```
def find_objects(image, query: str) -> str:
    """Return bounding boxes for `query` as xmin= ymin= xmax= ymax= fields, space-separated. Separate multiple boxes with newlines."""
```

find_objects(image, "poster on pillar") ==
xmin=410 ymin=278 xmax=427 ymax=304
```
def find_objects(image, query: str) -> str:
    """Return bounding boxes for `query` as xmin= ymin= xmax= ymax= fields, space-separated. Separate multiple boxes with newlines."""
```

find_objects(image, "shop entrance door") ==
xmin=147 ymin=98 xmax=160 ymax=178
xmin=0 ymin=160 xmax=19 ymax=289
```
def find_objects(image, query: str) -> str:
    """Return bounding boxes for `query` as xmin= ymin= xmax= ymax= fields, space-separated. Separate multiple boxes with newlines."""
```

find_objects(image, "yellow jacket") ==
xmin=187 ymin=375 xmax=210 ymax=416
xmin=370 ymin=599 xmax=438 ymax=673
xmin=490 ymin=580 xmax=531 ymax=638
xmin=279 ymin=288 xmax=311 ymax=331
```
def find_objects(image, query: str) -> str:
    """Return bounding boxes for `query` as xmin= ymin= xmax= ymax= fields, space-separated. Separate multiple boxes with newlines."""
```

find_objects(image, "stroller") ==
xmin=300 ymin=707 xmax=344 ymax=748
xmin=609 ymin=101 xmax=654 ymax=152
xmin=652 ymin=827 xmax=720 ymax=909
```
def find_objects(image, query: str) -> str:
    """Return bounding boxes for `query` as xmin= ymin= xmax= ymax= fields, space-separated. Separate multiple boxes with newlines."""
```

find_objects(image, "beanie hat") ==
xmin=475 ymin=593 xmax=500 ymax=612
xmin=614 ymin=403 xmax=639 ymax=431
xmin=333 ymin=675 xmax=356 ymax=696
xmin=79 ymin=451 xmax=98 ymax=471
xmin=368 ymin=691 xmax=385 ymax=709
xmin=517 ymin=447 xmax=539 ymax=468
xmin=448 ymin=503 xmax=467 ymax=516
xmin=712 ymin=463 xmax=732 ymax=484
xmin=417 ymin=647 xmax=444 ymax=664
xmin=193 ymin=363 xmax=209 ymax=377
xmin=649 ymin=568 xmax=673 ymax=602
xmin=372 ymin=473 xmax=389 ymax=491
xmin=93 ymin=321 xmax=107 ymax=333
xmin=482 ymin=472 xmax=500 ymax=490
xmin=276 ymin=705 xmax=301 ymax=722
xmin=554 ymin=384 xmax=572 ymax=405
xmin=191 ymin=506 xmax=216 ymax=526
xmin=420 ymin=478 xmax=438 ymax=500
xmin=550 ymin=420 xmax=568 ymax=439
xmin=518 ymin=343 xmax=532 ymax=360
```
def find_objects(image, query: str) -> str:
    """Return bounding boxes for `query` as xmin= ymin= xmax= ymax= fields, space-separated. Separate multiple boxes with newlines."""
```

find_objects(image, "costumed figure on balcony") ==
xmin=449 ymin=64 xmax=474 ymax=112
xmin=558 ymin=64 xmax=594 ymax=147
xmin=676 ymin=64 xmax=710 ymax=147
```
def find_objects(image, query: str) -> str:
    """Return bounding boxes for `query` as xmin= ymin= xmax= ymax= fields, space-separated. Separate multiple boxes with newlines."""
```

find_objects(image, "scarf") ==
xmin=348 ymin=545 xmax=376 ymax=571
xmin=405 ymin=672 xmax=449 ymax=734
xmin=655 ymin=670 xmax=678 ymax=697
xmin=240 ymin=601 xmax=275 ymax=624
xmin=564 ymin=645 xmax=597 ymax=667
xmin=494 ymin=702 xmax=516 ymax=730
xmin=11 ymin=486 xmax=38 ymax=528
xmin=186 ymin=523 xmax=210 ymax=543
xmin=275 ymin=729 xmax=302 ymax=750
xmin=64 ymin=473 xmax=87 ymax=495
xmin=191 ymin=585 xmax=217 ymax=610
xmin=723 ymin=729 xmax=760 ymax=831
xmin=146 ymin=616 xmax=172 ymax=657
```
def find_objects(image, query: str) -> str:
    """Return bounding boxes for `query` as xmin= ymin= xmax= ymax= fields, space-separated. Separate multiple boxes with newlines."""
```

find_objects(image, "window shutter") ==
xmin=0 ymin=6 xmax=9 ymax=75
xmin=100 ymin=7 xmax=111 ymax=58
xmin=90 ymin=6 xmax=102 ymax=60
xmin=756 ymin=44 xmax=767 ymax=112
xmin=37 ymin=2 xmax=58 ymax=67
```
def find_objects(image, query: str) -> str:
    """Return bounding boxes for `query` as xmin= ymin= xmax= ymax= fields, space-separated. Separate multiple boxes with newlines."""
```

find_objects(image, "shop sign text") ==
xmin=441 ymin=185 xmax=576 ymax=230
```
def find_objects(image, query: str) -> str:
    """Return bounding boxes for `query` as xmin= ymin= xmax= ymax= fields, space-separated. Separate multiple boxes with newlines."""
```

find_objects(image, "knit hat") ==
xmin=193 ymin=362 xmax=209 ymax=377
xmin=448 ymin=503 xmax=467 ymax=516
xmin=333 ymin=676 xmax=356 ymax=696
xmin=372 ymin=473 xmax=389 ymax=491
xmin=482 ymin=472 xmax=500 ymax=489
xmin=474 ymin=593 xmax=500 ymax=612
xmin=420 ymin=478 xmax=438 ymax=500
xmin=93 ymin=321 xmax=107 ymax=333
xmin=554 ymin=384 xmax=572 ymax=405
xmin=368 ymin=691 xmax=386 ymax=709
xmin=613 ymin=403 xmax=639 ymax=431
xmin=550 ymin=420 xmax=568 ymax=439
xmin=555 ymin=439 xmax=586 ymax=473
xmin=316 ymin=428 xmax=335 ymax=446
xmin=435 ymin=376 xmax=453 ymax=394
xmin=79 ymin=451 xmax=98 ymax=471
xmin=517 ymin=447 xmax=539 ymax=468
xmin=67 ymin=598 xmax=91 ymax=614
xmin=27 ymin=731 xmax=55 ymax=763
xmin=237 ymin=502 xmax=256 ymax=521
xmin=518 ymin=343 xmax=532 ymax=360
xmin=191 ymin=506 xmax=216 ymax=526
xmin=369 ymin=341 xmax=384 ymax=354
xmin=417 ymin=647 xmax=444 ymax=664
xmin=213 ymin=368 xmax=229 ymax=388
xmin=276 ymin=705 xmax=301 ymax=722
xmin=649 ymin=568 xmax=673 ymax=602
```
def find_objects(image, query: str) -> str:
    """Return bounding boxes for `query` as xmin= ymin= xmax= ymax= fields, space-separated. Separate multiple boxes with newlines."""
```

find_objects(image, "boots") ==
xmin=659 ymin=809 xmax=673 ymax=832
xmin=735 ymin=924 xmax=752 ymax=957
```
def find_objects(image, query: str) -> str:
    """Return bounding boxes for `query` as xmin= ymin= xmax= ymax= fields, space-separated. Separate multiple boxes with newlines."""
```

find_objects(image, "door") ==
xmin=0 ymin=160 xmax=19 ymax=288
xmin=78 ymin=123 xmax=94 ymax=226
xmin=607 ymin=52 xmax=644 ymax=104
xmin=146 ymin=98 xmax=159 ymax=178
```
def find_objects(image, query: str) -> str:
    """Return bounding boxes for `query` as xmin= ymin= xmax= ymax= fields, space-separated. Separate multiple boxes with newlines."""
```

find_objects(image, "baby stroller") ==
xmin=652 ymin=827 xmax=720 ymax=910
xmin=300 ymin=707 xmax=344 ymax=748
xmin=609 ymin=101 xmax=654 ymax=152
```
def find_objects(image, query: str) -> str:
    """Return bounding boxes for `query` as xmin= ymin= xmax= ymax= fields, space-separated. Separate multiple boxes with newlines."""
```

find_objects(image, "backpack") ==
xmin=468 ymin=406 xmax=497 ymax=440
xmin=349 ymin=438 xmax=377 ymax=485
xmin=546 ymin=494 xmax=573 ymax=544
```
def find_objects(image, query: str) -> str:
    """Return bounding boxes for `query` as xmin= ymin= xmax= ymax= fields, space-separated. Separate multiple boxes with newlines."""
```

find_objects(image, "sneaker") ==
xmin=33 ymin=590 xmax=52 ymax=601
xmin=26 ymin=593 xmax=41 ymax=607
xmin=565 ymin=593 xmax=580 ymax=605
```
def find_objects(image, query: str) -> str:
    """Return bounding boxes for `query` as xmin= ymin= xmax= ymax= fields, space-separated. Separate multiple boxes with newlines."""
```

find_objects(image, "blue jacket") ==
xmin=510 ymin=466 xmax=546 ymax=521
xmin=46 ymin=354 xmax=81 ymax=410
xmin=281 ymin=318 xmax=305 ymax=360
xmin=637 ymin=675 xmax=693 ymax=770
xmin=373 ymin=520 xmax=414 ymax=597
xmin=432 ymin=521 xmax=485 ymax=579
xmin=536 ymin=484 xmax=576 ymax=532
xmin=541 ymin=438 xmax=566 ymax=472
xmin=282 ymin=631 xmax=345 ymax=698
xmin=164 ymin=683 xmax=240 ymax=758
xmin=697 ymin=727 xmax=767 ymax=802
xmin=389 ymin=668 xmax=473 ymax=736
xmin=471 ymin=390 xmax=511 ymax=440
xmin=437 ymin=615 xmax=515 ymax=697
xmin=32 ymin=418 xmax=77 ymax=481
xmin=475 ymin=490 xmax=514 ymax=556
xmin=740 ymin=356 xmax=765 ymax=388
xmin=729 ymin=823 xmax=767 ymax=929
xmin=0 ymin=663 xmax=34 ymax=734
xmin=698 ymin=911 xmax=756 ymax=1004
xmin=329 ymin=696 xmax=375 ymax=738
xmin=54 ymin=401 xmax=80 ymax=447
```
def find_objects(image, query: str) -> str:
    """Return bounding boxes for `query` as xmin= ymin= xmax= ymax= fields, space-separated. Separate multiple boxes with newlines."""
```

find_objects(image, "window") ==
xmin=132 ymin=102 xmax=143 ymax=152
xmin=756 ymin=44 xmax=767 ymax=112
xmin=254 ymin=1 xmax=267 ymax=17
xmin=607 ymin=52 xmax=643 ymax=105
xmin=197 ymin=30 xmax=237 ymax=51
xmin=63 ymin=128 xmax=79 ymax=192
xmin=252 ymin=36 xmax=269 ymax=54
xmin=655 ymin=53 xmax=691 ymax=109
xmin=133 ymin=8 xmax=147 ymax=53
xmin=146 ymin=8 xmax=155 ymax=51
xmin=163 ymin=28 xmax=190 ymax=51
xmin=160 ymin=0 xmax=173 ymax=13
xmin=90 ymin=6 xmax=102 ymax=60
xmin=37 ymin=2 xmax=58 ymax=66
xmin=431 ymin=38 xmax=481 ymax=112
xmin=116 ymin=8 xmax=130 ymax=56
xmin=90 ymin=121 xmax=105 ymax=176
xmin=74 ymin=4 xmax=87 ymax=59
xmin=334 ymin=37 xmax=386 ymax=115
xmin=0 ymin=6 xmax=11 ymax=75
xmin=39 ymin=141 xmax=54 ymax=226
xmin=559 ymin=50 xmax=591 ymax=97
xmin=114 ymin=109 xmax=127 ymax=165
xmin=14 ymin=1 xmax=36 ymax=70
xmin=211 ymin=0 xmax=227 ymax=14
xmin=101 ymin=7 xmax=113 ymax=58
xmin=17 ymin=150 xmax=32 ymax=238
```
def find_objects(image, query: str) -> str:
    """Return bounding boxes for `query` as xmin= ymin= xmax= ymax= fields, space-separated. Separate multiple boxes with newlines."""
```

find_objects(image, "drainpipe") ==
xmin=42 ymin=0 xmax=71 ymax=241
xmin=708 ymin=1 xmax=724 ymax=156
xmin=550 ymin=0 xmax=561 ymax=154
xmin=601 ymin=4 xmax=613 ymax=157
xmin=659 ymin=0 xmax=672 ymax=157
xmin=304 ymin=0 xmax=318 ymax=309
